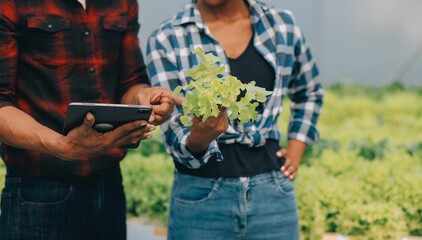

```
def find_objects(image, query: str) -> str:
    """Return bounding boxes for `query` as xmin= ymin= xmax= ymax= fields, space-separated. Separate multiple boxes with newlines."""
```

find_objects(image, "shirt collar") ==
xmin=171 ymin=1 xmax=205 ymax=29
xmin=172 ymin=0 xmax=268 ymax=28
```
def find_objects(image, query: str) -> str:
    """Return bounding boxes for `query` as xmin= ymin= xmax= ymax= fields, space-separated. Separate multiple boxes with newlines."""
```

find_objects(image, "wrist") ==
xmin=285 ymin=154 xmax=301 ymax=169
xmin=186 ymin=133 xmax=211 ymax=154
xmin=40 ymin=132 xmax=72 ymax=160
xmin=286 ymin=139 xmax=307 ymax=169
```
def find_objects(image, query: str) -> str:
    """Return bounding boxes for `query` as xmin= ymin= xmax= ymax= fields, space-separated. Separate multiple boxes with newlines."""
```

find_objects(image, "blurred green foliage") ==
xmin=0 ymin=82 xmax=421 ymax=238
xmin=121 ymin=151 xmax=173 ymax=225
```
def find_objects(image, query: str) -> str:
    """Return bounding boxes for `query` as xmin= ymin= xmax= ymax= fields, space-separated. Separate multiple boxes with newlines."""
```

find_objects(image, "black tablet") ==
xmin=62 ymin=102 xmax=153 ymax=148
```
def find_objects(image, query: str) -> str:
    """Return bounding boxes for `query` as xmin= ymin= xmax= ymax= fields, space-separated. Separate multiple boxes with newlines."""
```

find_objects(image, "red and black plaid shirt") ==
xmin=0 ymin=0 xmax=149 ymax=176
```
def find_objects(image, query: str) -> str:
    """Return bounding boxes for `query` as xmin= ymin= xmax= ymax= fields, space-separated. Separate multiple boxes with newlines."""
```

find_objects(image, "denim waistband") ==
xmin=5 ymin=164 xmax=121 ymax=183
xmin=175 ymin=170 xmax=284 ymax=186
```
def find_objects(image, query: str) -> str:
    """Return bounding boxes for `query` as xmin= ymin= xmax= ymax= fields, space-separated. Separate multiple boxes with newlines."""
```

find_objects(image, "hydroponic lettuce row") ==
xmin=173 ymin=47 xmax=272 ymax=126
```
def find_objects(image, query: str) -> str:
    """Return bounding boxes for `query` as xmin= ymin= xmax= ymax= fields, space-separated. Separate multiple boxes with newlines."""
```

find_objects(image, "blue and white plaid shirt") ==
xmin=146 ymin=0 xmax=324 ymax=169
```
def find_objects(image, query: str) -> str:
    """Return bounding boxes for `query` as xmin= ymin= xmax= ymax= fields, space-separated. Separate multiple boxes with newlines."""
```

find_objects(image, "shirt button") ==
xmin=48 ymin=24 xmax=53 ymax=29
xmin=89 ymin=67 xmax=95 ymax=73
xmin=84 ymin=31 xmax=90 ymax=36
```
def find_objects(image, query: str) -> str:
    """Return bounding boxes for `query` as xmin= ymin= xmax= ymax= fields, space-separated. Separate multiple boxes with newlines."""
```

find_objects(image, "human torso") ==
xmin=2 ymin=0 xmax=143 ymax=176
xmin=14 ymin=0 xmax=133 ymax=131
xmin=147 ymin=0 xmax=318 ymax=170
xmin=175 ymin=36 xmax=281 ymax=177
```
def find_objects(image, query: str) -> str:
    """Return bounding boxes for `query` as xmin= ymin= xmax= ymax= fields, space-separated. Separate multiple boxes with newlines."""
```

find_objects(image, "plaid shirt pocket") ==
xmin=101 ymin=14 xmax=128 ymax=32
xmin=26 ymin=14 xmax=71 ymax=33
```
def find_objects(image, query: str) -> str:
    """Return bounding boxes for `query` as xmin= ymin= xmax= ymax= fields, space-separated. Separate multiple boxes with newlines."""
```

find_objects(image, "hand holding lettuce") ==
xmin=173 ymin=47 xmax=272 ymax=126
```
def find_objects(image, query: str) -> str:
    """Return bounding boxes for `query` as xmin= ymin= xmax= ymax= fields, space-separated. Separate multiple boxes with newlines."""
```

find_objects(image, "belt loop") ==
xmin=215 ymin=177 xmax=223 ymax=186
xmin=271 ymin=170 xmax=279 ymax=184
xmin=239 ymin=177 xmax=250 ymax=188
xmin=212 ymin=177 xmax=223 ymax=191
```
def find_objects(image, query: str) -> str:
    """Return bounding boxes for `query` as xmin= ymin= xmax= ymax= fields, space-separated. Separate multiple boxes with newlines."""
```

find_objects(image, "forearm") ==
xmin=120 ymin=83 xmax=150 ymax=104
xmin=285 ymin=139 xmax=307 ymax=168
xmin=186 ymin=131 xmax=214 ymax=154
xmin=0 ymin=106 xmax=66 ymax=157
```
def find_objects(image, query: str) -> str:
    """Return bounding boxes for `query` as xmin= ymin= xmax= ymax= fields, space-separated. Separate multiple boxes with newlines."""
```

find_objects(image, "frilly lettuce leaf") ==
xmin=173 ymin=47 xmax=272 ymax=126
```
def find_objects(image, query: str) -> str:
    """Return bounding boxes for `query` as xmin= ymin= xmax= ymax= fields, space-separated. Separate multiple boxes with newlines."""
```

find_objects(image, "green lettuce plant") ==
xmin=173 ymin=47 xmax=272 ymax=126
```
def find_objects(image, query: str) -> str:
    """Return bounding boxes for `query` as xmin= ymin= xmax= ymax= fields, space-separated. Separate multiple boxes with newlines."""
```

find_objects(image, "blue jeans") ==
xmin=167 ymin=171 xmax=300 ymax=240
xmin=0 ymin=165 xmax=126 ymax=240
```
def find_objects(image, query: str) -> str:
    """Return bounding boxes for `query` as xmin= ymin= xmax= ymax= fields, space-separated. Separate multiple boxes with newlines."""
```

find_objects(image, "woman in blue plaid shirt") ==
xmin=147 ymin=0 xmax=323 ymax=239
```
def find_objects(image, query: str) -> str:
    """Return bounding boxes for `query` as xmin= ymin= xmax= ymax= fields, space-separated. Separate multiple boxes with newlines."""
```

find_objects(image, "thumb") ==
xmin=148 ymin=113 xmax=156 ymax=124
xmin=82 ymin=112 xmax=95 ymax=130
xmin=217 ymin=106 xmax=227 ymax=118
xmin=276 ymin=148 xmax=288 ymax=158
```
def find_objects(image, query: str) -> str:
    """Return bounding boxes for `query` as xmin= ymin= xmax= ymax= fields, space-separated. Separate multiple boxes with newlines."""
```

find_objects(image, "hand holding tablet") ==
xmin=62 ymin=103 xmax=153 ymax=148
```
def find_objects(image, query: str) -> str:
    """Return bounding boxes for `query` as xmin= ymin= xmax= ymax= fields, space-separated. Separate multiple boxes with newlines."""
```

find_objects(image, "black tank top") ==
xmin=175 ymin=37 xmax=283 ymax=177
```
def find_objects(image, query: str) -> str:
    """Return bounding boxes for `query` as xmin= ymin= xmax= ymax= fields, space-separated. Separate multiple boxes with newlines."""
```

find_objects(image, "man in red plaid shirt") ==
xmin=0 ymin=0 xmax=179 ymax=239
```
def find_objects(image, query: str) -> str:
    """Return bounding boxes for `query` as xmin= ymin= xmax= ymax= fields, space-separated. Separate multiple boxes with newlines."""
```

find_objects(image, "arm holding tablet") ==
xmin=0 ymin=105 xmax=156 ymax=161
xmin=0 ymin=83 xmax=180 ymax=161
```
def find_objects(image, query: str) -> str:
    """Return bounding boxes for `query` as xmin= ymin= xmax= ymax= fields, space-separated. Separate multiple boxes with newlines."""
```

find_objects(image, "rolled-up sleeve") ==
xmin=146 ymin=31 xmax=223 ymax=168
xmin=287 ymin=26 xmax=324 ymax=145
xmin=0 ymin=0 xmax=18 ymax=108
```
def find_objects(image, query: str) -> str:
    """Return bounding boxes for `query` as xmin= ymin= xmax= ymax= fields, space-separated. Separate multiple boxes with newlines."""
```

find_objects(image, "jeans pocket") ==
xmin=19 ymin=179 xmax=75 ymax=238
xmin=173 ymin=173 xmax=219 ymax=204
xmin=273 ymin=171 xmax=295 ymax=196
xmin=20 ymin=178 xmax=74 ymax=207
